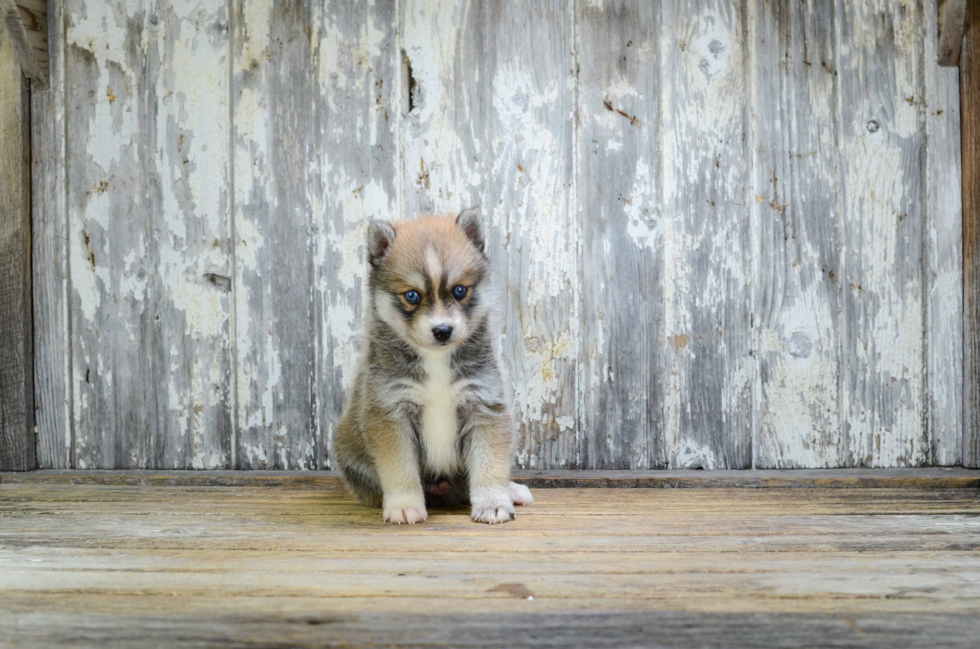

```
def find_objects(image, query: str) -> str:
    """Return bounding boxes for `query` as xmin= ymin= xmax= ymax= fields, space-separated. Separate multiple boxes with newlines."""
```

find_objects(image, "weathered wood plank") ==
xmin=398 ymin=0 xmax=484 ymax=218
xmin=3 ymin=468 xmax=979 ymax=489
xmin=660 ymin=0 xmax=752 ymax=469
xmin=925 ymin=0 xmax=964 ymax=465
xmin=0 ymin=28 xmax=34 ymax=471
xmin=751 ymin=0 xmax=842 ymax=467
xmin=2 ymin=611 xmax=978 ymax=649
xmin=482 ymin=1 xmax=577 ymax=469
xmin=576 ymin=1 xmax=663 ymax=469
xmin=938 ymin=0 xmax=967 ymax=66
xmin=65 ymin=0 xmax=150 ymax=469
xmin=142 ymin=0 xmax=234 ymax=469
xmin=312 ymin=0 xmax=398 ymax=470
xmin=0 ymin=0 xmax=44 ymax=86
xmin=66 ymin=0 xmax=233 ymax=469
xmin=32 ymin=0 xmax=70 ymax=468
xmin=963 ymin=0 xmax=980 ymax=468
xmin=232 ymin=0 xmax=317 ymax=469
xmin=838 ymin=0 xmax=928 ymax=467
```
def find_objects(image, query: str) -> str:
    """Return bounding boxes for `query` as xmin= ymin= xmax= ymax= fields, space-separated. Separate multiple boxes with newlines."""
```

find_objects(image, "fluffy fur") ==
xmin=332 ymin=208 xmax=532 ymax=524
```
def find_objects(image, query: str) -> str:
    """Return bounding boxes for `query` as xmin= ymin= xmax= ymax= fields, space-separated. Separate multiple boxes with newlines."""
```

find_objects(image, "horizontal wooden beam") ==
xmin=1 ymin=0 xmax=46 ymax=88
xmin=3 ymin=469 xmax=978 ymax=489
xmin=939 ymin=0 xmax=968 ymax=65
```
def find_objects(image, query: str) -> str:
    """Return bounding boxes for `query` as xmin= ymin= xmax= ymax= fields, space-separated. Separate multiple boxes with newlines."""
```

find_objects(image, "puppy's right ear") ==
xmin=456 ymin=206 xmax=485 ymax=252
xmin=367 ymin=220 xmax=396 ymax=268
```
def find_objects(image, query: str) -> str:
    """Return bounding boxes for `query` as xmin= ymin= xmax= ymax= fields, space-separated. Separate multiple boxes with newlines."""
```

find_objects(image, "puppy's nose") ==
xmin=432 ymin=325 xmax=453 ymax=343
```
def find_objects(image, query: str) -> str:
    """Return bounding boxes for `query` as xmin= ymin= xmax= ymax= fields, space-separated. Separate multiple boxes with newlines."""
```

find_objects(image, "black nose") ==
xmin=432 ymin=325 xmax=453 ymax=343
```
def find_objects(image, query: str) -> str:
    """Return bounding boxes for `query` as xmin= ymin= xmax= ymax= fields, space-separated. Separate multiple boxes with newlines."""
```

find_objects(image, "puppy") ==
xmin=332 ymin=208 xmax=533 ymax=524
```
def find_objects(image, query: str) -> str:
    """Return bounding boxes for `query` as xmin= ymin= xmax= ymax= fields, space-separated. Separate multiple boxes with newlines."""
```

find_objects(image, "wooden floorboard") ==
xmin=2 ymin=481 xmax=979 ymax=646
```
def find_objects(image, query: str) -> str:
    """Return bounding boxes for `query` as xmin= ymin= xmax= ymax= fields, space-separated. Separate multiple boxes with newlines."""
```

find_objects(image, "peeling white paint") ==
xmin=624 ymin=158 xmax=660 ymax=250
xmin=673 ymin=440 xmax=717 ymax=470
xmin=52 ymin=0 xmax=962 ymax=471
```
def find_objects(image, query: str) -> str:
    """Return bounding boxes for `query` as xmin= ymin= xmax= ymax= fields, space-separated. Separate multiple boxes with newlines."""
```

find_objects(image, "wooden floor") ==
xmin=2 ymin=471 xmax=980 ymax=647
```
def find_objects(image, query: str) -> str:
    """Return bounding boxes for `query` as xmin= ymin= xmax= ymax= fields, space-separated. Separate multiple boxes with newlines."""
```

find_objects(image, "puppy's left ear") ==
xmin=367 ymin=220 xmax=396 ymax=268
xmin=456 ymin=206 xmax=485 ymax=252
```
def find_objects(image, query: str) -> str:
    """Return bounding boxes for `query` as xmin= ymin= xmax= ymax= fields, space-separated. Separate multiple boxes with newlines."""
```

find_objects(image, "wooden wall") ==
xmin=30 ymin=0 xmax=967 ymax=470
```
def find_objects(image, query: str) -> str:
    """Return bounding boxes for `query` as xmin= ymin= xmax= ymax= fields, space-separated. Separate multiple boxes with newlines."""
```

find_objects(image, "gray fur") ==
xmin=367 ymin=220 xmax=396 ymax=268
xmin=456 ymin=206 xmax=486 ymax=252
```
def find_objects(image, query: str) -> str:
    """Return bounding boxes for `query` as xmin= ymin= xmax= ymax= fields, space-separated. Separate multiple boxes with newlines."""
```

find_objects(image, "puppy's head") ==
xmin=367 ymin=207 xmax=490 ymax=350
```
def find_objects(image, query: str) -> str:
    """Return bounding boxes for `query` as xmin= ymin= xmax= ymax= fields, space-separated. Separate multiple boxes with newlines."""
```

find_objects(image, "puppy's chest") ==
xmin=416 ymin=356 xmax=462 ymax=472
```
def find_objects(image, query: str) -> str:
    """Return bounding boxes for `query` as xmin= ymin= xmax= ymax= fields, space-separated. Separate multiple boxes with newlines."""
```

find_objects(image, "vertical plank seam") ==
xmin=58 ymin=0 xmax=74 ymax=469
xmin=747 ymin=0 xmax=759 ymax=470
xmin=961 ymin=5 xmax=969 ymax=465
xmin=921 ymin=0 xmax=934 ymax=464
xmin=139 ymin=0 xmax=151 ymax=468
xmin=226 ymin=0 xmax=239 ymax=469
xmin=394 ymin=0 xmax=403 ymax=223
xmin=963 ymin=37 xmax=969 ymax=462
xmin=308 ymin=0 xmax=318 ymax=471
xmin=311 ymin=1 xmax=320 ymax=470
xmin=570 ymin=0 xmax=582 ymax=468
xmin=657 ymin=0 xmax=670 ymax=469
xmin=25 ymin=72 xmax=36 ymax=468
xmin=833 ymin=0 xmax=848 ymax=465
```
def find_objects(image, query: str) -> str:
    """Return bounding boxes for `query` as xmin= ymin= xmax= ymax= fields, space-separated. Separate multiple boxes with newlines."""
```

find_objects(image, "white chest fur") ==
xmin=418 ymin=351 xmax=460 ymax=473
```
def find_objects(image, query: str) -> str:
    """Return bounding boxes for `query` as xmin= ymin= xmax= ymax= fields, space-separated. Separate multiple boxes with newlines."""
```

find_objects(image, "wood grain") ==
xmin=1 ymin=611 xmax=977 ymax=648
xmin=482 ymin=1 xmax=577 ymax=469
xmin=925 ymin=0 xmax=964 ymax=465
xmin=232 ymin=0 xmax=317 ymax=469
xmin=938 ymin=0 xmax=967 ymax=66
xmin=661 ymin=0 xmax=752 ymax=469
xmin=65 ymin=0 xmax=233 ymax=469
xmin=31 ymin=0 xmax=70 ymax=469
xmin=398 ymin=0 xmax=485 ymax=218
xmin=2 ymin=482 xmax=980 ymax=646
xmin=14 ymin=0 xmax=47 ymax=80
xmin=144 ymin=0 xmax=234 ymax=469
xmin=64 ymin=0 xmax=149 ymax=469
xmin=964 ymin=0 xmax=980 ymax=468
xmin=576 ymin=0 xmax=664 ymax=469
xmin=839 ymin=0 xmax=928 ymax=467
xmin=0 ymin=0 xmax=45 ymax=86
xmin=0 ymin=29 xmax=34 ymax=471
xmin=751 ymin=0 xmax=843 ymax=467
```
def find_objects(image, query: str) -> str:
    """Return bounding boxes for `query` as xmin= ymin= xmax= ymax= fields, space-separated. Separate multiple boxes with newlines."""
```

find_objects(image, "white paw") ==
xmin=382 ymin=494 xmax=428 ymax=525
xmin=509 ymin=481 xmax=533 ymax=506
xmin=470 ymin=486 xmax=516 ymax=525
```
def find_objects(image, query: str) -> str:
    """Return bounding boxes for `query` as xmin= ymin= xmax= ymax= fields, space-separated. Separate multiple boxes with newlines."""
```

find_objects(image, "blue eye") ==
xmin=404 ymin=290 xmax=421 ymax=305
xmin=452 ymin=285 xmax=468 ymax=299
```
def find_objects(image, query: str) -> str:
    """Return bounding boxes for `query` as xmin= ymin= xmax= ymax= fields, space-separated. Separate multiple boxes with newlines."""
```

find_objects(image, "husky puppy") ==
xmin=333 ymin=208 xmax=533 ymax=524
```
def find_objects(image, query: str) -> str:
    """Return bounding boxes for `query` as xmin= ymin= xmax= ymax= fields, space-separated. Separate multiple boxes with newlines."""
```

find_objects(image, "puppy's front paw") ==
xmin=509 ymin=481 xmax=533 ymax=506
xmin=382 ymin=494 xmax=428 ymax=525
xmin=470 ymin=486 xmax=516 ymax=525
